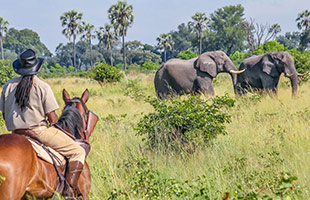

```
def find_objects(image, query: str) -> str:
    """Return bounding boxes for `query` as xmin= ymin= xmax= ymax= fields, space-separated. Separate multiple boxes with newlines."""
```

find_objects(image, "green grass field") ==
xmin=1 ymin=72 xmax=310 ymax=199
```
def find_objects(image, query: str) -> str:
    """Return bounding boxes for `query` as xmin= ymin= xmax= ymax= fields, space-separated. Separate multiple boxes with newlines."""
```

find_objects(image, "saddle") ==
xmin=12 ymin=111 xmax=99 ymax=199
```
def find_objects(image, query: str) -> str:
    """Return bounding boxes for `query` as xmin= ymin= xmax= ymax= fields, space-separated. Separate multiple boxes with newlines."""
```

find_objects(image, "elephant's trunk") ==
xmin=229 ymin=73 xmax=238 ymax=94
xmin=224 ymin=58 xmax=245 ymax=94
xmin=290 ymin=74 xmax=298 ymax=96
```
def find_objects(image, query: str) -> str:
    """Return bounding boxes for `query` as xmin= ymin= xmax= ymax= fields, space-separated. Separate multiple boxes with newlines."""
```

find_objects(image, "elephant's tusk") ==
xmin=229 ymin=69 xmax=245 ymax=74
xmin=297 ymin=73 xmax=306 ymax=77
xmin=285 ymin=73 xmax=294 ymax=78
xmin=285 ymin=73 xmax=305 ymax=78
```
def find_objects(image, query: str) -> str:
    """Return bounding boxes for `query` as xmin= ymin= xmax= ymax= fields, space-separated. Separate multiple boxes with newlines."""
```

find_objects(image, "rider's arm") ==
xmin=47 ymin=111 xmax=58 ymax=125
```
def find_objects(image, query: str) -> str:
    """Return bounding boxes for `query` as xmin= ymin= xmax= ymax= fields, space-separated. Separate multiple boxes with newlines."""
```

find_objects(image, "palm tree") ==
xmin=157 ymin=33 xmax=174 ymax=62
xmin=96 ymin=24 xmax=118 ymax=66
xmin=81 ymin=23 xmax=96 ymax=69
xmin=297 ymin=10 xmax=310 ymax=31
xmin=108 ymin=0 xmax=134 ymax=70
xmin=188 ymin=12 xmax=209 ymax=55
xmin=296 ymin=10 xmax=310 ymax=49
xmin=0 ymin=17 xmax=9 ymax=60
xmin=60 ymin=10 xmax=84 ymax=71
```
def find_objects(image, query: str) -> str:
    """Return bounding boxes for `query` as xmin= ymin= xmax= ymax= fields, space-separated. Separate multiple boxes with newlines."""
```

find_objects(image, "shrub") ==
xmin=67 ymin=66 xmax=75 ymax=72
xmin=141 ymin=61 xmax=160 ymax=71
xmin=0 ymin=60 xmax=18 ymax=86
xmin=253 ymin=41 xmax=286 ymax=55
xmin=108 ymin=156 xmax=301 ymax=199
xmin=93 ymin=62 xmax=124 ymax=83
xmin=108 ymin=157 xmax=216 ymax=199
xmin=123 ymin=79 xmax=146 ymax=101
xmin=128 ymin=63 xmax=140 ymax=72
xmin=229 ymin=51 xmax=252 ymax=67
xmin=115 ymin=63 xmax=124 ymax=70
xmin=176 ymin=49 xmax=199 ymax=60
xmin=135 ymin=94 xmax=235 ymax=153
xmin=49 ymin=63 xmax=67 ymax=73
xmin=287 ymin=49 xmax=310 ymax=73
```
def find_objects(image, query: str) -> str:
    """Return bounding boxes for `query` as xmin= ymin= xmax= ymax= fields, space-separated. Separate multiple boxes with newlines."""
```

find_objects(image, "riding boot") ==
xmin=62 ymin=161 xmax=84 ymax=199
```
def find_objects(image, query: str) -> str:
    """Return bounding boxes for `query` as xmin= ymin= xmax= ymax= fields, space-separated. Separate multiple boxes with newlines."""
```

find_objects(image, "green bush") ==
xmin=176 ymin=49 xmax=199 ymax=60
xmin=67 ymin=66 xmax=75 ymax=72
xmin=0 ymin=60 xmax=18 ymax=86
xmin=49 ymin=63 xmax=67 ymax=73
xmin=115 ymin=63 xmax=124 ymax=70
xmin=287 ymin=49 xmax=310 ymax=73
xmin=253 ymin=41 xmax=286 ymax=55
xmin=135 ymin=94 xmax=235 ymax=153
xmin=141 ymin=61 xmax=160 ymax=71
xmin=108 ymin=157 xmax=216 ymax=200
xmin=108 ymin=156 xmax=301 ymax=200
xmin=128 ymin=63 xmax=140 ymax=72
xmin=93 ymin=62 xmax=124 ymax=83
xmin=229 ymin=51 xmax=252 ymax=67
xmin=123 ymin=79 xmax=146 ymax=101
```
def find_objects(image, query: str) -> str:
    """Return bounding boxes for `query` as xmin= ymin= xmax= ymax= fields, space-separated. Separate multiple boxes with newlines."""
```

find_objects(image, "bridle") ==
xmin=65 ymin=98 xmax=88 ymax=140
xmin=65 ymin=98 xmax=98 ymax=142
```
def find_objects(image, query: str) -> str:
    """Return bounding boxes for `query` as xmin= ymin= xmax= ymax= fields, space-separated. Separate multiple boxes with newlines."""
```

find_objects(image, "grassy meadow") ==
xmin=1 ymin=72 xmax=310 ymax=199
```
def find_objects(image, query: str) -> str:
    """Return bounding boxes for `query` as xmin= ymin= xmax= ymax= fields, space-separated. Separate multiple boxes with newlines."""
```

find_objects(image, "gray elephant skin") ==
xmin=154 ymin=50 xmax=244 ymax=99
xmin=236 ymin=51 xmax=302 ymax=96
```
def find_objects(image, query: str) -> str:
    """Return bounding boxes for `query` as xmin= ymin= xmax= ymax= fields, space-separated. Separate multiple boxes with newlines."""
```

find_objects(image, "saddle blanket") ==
xmin=28 ymin=139 xmax=66 ymax=166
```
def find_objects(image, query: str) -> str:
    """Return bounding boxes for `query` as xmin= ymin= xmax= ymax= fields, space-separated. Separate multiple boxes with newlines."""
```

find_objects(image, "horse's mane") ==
xmin=55 ymin=98 xmax=85 ymax=139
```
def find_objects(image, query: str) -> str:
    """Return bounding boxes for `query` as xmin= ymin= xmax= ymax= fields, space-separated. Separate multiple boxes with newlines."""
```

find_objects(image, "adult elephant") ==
xmin=154 ymin=50 xmax=245 ymax=99
xmin=236 ymin=51 xmax=303 ymax=96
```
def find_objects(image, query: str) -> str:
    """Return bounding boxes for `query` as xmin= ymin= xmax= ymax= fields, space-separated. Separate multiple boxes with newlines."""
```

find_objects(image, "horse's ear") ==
xmin=81 ymin=89 xmax=89 ymax=103
xmin=63 ymin=89 xmax=70 ymax=103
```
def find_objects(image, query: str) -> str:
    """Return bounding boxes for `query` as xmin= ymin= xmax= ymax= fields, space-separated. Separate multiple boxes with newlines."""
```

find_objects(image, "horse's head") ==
xmin=57 ymin=89 xmax=98 ymax=141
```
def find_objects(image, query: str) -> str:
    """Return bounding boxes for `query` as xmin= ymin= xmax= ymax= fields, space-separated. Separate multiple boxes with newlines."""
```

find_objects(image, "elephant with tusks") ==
xmin=154 ymin=50 xmax=244 ymax=99
xmin=236 ymin=51 xmax=304 ymax=96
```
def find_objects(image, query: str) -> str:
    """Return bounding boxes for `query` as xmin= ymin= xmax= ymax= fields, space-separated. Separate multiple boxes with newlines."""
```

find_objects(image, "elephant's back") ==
xmin=240 ymin=54 xmax=264 ymax=69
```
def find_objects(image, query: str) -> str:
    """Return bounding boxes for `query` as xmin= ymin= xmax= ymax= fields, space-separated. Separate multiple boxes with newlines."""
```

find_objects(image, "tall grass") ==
xmin=1 ymin=72 xmax=309 ymax=199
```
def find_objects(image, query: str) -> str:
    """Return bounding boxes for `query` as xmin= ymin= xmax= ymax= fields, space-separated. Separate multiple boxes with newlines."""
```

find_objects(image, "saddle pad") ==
xmin=28 ymin=139 xmax=66 ymax=166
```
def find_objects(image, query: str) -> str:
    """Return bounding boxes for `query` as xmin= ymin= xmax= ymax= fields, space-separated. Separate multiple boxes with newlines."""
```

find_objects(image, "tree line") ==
xmin=0 ymin=2 xmax=309 ymax=72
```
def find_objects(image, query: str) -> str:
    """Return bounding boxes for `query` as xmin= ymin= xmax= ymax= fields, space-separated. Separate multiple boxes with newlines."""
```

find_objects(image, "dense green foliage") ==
xmin=169 ymin=23 xmax=195 ymax=58
xmin=141 ymin=61 xmax=160 ymax=71
xmin=229 ymin=51 xmax=252 ymax=67
xmin=0 ymin=60 xmax=17 ymax=86
xmin=205 ymin=4 xmax=247 ymax=55
xmin=136 ymin=95 xmax=235 ymax=153
xmin=277 ymin=32 xmax=301 ymax=49
xmin=288 ymin=49 xmax=310 ymax=73
xmin=93 ymin=62 xmax=123 ymax=83
xmin=253 ymin=41 xmax=286 ymax=55
xmin=107 ymin=156 xmax=300 ymax=200
xmin=176 ymin=49 xmax=199 ymax=60
xmin=4 ymin=28 xmax=51 ymax=57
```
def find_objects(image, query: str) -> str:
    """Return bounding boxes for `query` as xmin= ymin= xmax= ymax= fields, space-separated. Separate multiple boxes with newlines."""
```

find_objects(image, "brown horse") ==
xmin=0 ymin=89 xmax=95 ymax=200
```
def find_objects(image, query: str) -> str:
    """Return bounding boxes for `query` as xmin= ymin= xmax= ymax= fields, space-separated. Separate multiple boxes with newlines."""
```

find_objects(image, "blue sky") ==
xmin=0 ymin=0 xmax=308 ymax=54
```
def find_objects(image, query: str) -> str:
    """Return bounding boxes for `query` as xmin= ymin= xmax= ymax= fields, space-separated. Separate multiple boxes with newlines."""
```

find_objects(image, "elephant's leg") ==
xmin=196 ymin=77 xmax=214 ymax=96
xmin=236 ymin=82 xmax=249 ymax=96
xmin=262 ymin=77 xmax=278 ymax=96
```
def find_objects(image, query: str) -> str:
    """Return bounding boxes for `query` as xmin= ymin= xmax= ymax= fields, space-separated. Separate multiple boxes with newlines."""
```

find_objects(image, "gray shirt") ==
xmin=0 ymin=75 xmax=59 ymax=131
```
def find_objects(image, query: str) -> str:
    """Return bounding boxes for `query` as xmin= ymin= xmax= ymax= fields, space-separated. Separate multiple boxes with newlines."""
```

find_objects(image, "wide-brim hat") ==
xmin=13 ymin=49 xmax=44 ymax=75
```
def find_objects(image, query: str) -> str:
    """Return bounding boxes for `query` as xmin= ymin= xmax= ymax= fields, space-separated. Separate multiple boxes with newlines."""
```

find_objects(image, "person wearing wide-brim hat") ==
xmin=0 ymin=49 xmax=86 ymax=198
xmin=12 ymin=48 xmax=45 ymax=75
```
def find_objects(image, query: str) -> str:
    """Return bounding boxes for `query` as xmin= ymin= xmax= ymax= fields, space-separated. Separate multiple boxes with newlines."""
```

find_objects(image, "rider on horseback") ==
xmin=0 ymin=49 xmax=85 ymax=199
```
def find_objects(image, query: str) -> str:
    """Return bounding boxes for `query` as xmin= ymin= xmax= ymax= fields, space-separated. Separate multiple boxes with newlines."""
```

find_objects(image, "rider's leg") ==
xmin=32 ymin=126 xmax=85 ymax=198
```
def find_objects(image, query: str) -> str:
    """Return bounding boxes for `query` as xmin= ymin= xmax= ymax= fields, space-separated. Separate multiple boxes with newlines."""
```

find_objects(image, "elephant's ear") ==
xmin=198 ymin=58 xmax=217 ymax=78
xmin=262 ymin=58 xmax=280 ymax=78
